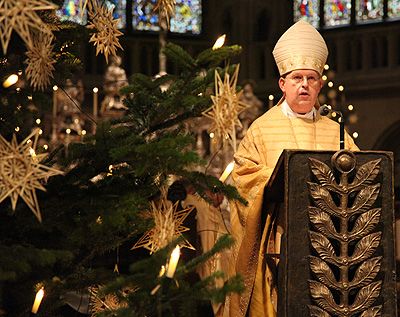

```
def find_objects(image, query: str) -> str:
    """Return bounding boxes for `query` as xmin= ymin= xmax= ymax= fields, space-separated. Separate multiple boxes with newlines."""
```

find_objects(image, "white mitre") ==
xmin=273 ymin=20 xmax=328 ymax=76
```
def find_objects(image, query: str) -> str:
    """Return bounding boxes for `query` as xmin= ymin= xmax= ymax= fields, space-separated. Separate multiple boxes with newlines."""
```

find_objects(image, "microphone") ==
xmin=318 ymin=105 xmax=345 ymax=150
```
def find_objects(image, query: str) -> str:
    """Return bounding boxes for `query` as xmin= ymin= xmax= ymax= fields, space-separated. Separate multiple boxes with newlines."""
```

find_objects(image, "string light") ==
xmin=322 ymin=75 xmax=328 ymax=81
xmin=348 ymin=104 xmax=354 ymax=111
xmin=43 ymin=144 xmax=48 ymax=150
xmin=338 ymin=85 xmax=344 ymax=91
xmin=324 ymin=64 xmax=330 ymax=70
xmin=328 ymin=81 xmax=334 ymax=88
xmin=268 ymin=95 xmax=274 ymax=101
xmin=36 ymin=119 xmax=41 ymax=124
xmin=53 ymin=85 xmax=58 ymax=91
xmin=3 ymin=74 xmax=18 ymax=88
xmin=66 ymin=128 xmax=71 ymax=134
xmin=209 ymin=132 xmax=215 ymax=138
xmin=352 ymin=132 xmax=359 ymax=139
xmin=15 ymin=127 xmax=20 ymax=132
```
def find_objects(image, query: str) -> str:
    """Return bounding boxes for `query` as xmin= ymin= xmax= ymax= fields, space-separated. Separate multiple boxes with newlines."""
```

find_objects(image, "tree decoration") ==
xmin=132 ymin=189 xmax=195 ymax=253
xmin=24 ymin=32 xmax=56 ymax=91
xmin=0 ymin=0 xmax=57 ymax=55
xmin=89 ymin=286 xmax=128 ymax=315
xmin=87 ymin=0 xmax=123 ymax=64
xmin=202 ymin=65 xmax=250 ymax=151
xmin=154 ymin=0 xmax=176 ymax=25
xmin=0 ymin=129 xmax=63 ymax=222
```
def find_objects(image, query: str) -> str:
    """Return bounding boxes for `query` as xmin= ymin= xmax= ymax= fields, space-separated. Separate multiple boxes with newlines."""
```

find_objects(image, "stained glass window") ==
xmin=133 ymin=0 xmax=202 ymax=34
xmin=56 ymin=0 xmax=126 ymax=28
xmin=324 ymin=0 xmax=351 ymax=26
xmin=294 ymin=0 xmax=320 ymax=28
xmin=388 ymin=0 xmax=400 ymax=18
xmin=356 ymin=0 xmax=383 ymax=22
xmin=56 ymin=0 xmax=86 ymax=25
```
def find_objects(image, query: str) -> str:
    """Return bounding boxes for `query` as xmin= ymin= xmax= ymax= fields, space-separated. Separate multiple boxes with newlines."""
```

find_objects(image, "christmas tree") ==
xmin=0 ymin=1 xmax=246 ymax=316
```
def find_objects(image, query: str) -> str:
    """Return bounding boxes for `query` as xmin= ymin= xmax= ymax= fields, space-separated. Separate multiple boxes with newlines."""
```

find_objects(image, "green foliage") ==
xmin=0 ymin=42 xmax=244 ymax=316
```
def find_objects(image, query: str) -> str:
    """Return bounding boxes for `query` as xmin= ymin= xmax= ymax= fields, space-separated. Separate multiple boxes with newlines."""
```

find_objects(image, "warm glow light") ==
xmin=327 ymin=105 xmax=332 ymax=109
xmin=328 ymin=81 xmax=334 ymax=88
xmin=43 ymin=144 xmax=48 ymax=150
xmin=352 ymin=132 xmax=359 ymax=138
xmin=338 ymin=117 xmax=342 ymax=123
xmin=209 ymin=132 xmax=215 ymax=139
xmin=348 ymin=104 xmax=354 ymax=111
xmin=212 ymin=34 xmax=226 ymax=50
xmin=93 ymin=87 xmax=98 ymax=93
xmin=322 ymin=75 xmax=328 ymax=81
xmin=324 ymin=64 xmax=330 ymax=70
xmin=166 ymin=246 xmax=181 ymax=278
xmin=15 ymin=126 xmax=20 ymax=132
xmin=331 ymin=112 xmax=337 ymax=118
xmin=66 ymin=128 xmax=71 ymax=134
xmin=31 ymin=288 xmax=44 ymax=314
xmin=36 ymin=119 xmax=41 ymax=124
xmin=81 ymin=129 xmax=87 ymax=135
xmin=28 ymin=95 xmax=33 ymax=100
xmin=268 ymin=94 xmax=274 ymax=101
xmin=53 ymin=85 xmax=58 ymax=91
xmin=3 ymin=74 xmax=18 ymax=88
xmin=38 ymin=129 xmax=43 ymax=135
xmin=159 ymin=265 xmax=166 ymax=277
xmin=338 ymin=85 xmax=344 ymax=91
xmin=219 ymin=161 xmax=234 ymax=183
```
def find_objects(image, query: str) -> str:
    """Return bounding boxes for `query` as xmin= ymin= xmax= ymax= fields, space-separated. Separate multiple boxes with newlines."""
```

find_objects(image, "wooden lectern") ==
xmin=264 ymin=150 xmax=397 ymax=317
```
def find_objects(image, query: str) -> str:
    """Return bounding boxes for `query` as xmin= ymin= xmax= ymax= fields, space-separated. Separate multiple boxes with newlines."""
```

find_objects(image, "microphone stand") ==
xmin=339 ymin=112 xmax=344 ymax=150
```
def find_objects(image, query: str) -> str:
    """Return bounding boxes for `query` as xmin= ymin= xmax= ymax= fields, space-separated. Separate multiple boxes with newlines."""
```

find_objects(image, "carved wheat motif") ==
xmin=307 ymin=151 xmax=382 ymax=317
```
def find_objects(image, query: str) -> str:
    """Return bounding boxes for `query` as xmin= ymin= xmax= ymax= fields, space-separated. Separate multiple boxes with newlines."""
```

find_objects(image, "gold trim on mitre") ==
xmin=273 ymin=20 xmax=328 ymax=76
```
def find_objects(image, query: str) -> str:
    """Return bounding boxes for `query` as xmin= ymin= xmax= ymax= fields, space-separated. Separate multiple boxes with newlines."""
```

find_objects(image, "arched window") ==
xmin=294 ymin=0 xmax=400 ymax=28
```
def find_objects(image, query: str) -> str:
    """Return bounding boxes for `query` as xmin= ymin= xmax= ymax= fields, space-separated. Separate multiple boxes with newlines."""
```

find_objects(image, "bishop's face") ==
xmin=278 ymin=69 xmax=323 ymax=114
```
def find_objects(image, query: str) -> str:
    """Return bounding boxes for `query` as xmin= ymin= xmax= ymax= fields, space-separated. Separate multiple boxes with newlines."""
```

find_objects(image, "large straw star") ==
xmin=0 ymin=0 xmax=57 ymax=54
xmin=0 ymin=129 xmax=63 ymax=222
xmin=202 ymin=65 xmax=250 ymax=151
xmin=132 ymin=190 xmax=194 ymax=254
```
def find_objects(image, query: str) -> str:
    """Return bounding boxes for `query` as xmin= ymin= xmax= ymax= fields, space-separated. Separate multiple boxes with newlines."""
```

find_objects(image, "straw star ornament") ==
xmin=25 ymin=32 xmax=56 ymax=91
xmin=132 ymin=190 xmax=194 ymax=253
xmin=202 ymin=65 xmax=250 ymax=151
xmin=154 ymin=0 xmax=176 ymax=25
xmin=0 ymin=129 xmax=63 ymax=222
xmin=0 ymin=0 xmax=57 ymax=54
xmin=87 ymin=1 xmax=123 ymax=64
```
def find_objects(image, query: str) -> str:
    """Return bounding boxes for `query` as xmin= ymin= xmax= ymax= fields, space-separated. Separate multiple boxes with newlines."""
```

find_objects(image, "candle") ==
xmin=219 ymin=161 xmax=234 ymax=183
xmin=93 ymin=87 xmax=98 ymax=118
xmin=165 ymin=245 xmax=180 ymax=278
xmin=52 ymin=86 xmax=58 ymax=119
xmin=92 ymin=87 xmax=98 ymax=134
xmin=31 ymin=288 xmax=44 ymax=314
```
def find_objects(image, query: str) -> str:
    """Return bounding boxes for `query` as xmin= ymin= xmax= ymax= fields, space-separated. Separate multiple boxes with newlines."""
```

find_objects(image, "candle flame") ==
xmin=31 ymin=288 xmax=44 ymax=314
xmin=212 ymin=34 xmax=226 ymax=50
xmin=219 ymin=161 xmax=234 ymax=182
xmin=3 ymin=74 xmax=18 ymax=88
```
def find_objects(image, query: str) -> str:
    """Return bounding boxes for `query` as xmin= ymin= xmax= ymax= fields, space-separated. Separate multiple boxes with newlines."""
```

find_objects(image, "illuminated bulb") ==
xmin=81 ymin=129 xmax=87 ymax=135
xmin=268 ymin=94 xmax=274 ymax=101
xmin=331 ymin=112 xmax=337 ymax=118
xmin=53 ymin=85 xmax=58 ymax=91
xmin=3 ymin=74 xmax=18 ymax=88
xmin=43 ymin=144 xmax=48 ymax=150
xmin=338 ymin=117 xmax=342 ymax=123
xmin=322 ymin=75 xmax=327 ymax=81
xmin=27 ymin=139 xmax=32 ymax=144
xmin=338 ymin=85 xmax=344 ymax=91
xmin=29 ymin=147 xmax=36 ymax=156
xmin=38 ymin=129 xmax=43 ymax=135
xmin=327 ymin=105 xmax=332 ymax=109
xmin=36 ymin=119 xmax=41 ymax=124
xmin=212 ymin=34 xmax=226 ymax=50
xmin=328 ymin=81 xmax=334 ymax=88
xmin=15 ymin=126 xmax=20 ymax=132
xmin=352 ymin=132 xmax=359 ymax=138
xmin=93 ymin=87 xmax=98 ymax=93
xmin=66 ymin=128 xmax=71 ymax=134
xmin=74 ymin=118 xmax=79 ymax=124
xmin=17 ymin=70 xmax=22 ymax=76
xmin=16 ymin=87 xmax=21 ymax=92
xmin=209 ymin=132 xmax=215 ymax=138
xmin=348 ymin=104 xmax=354 ymax=111
xmin=324 ymin=64 xmax=330 ymax=70
xmin=28 ymin=95 xmax=33 ymax=100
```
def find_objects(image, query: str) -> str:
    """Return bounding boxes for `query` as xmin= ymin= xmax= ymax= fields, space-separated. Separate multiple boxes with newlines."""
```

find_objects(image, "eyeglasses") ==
xmin=284 ymin=74 xmax=320 ymax=86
